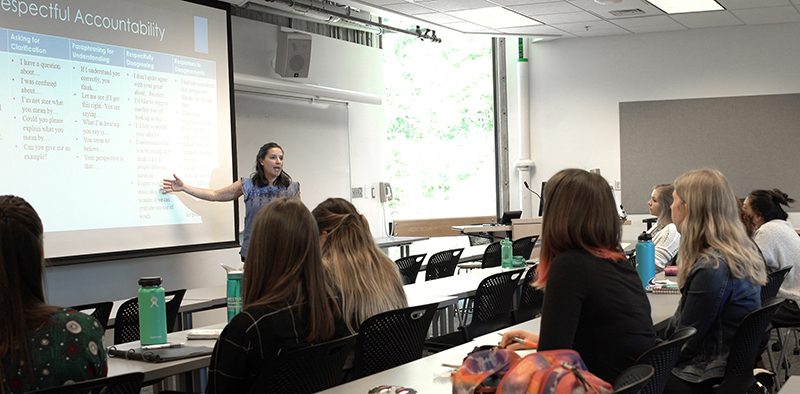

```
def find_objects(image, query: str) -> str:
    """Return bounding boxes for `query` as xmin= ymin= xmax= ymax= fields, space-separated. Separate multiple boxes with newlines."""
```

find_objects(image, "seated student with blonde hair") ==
xmin=312 ymin=198 xmax=407 ymax=334
xmin=206 ymin=197 xmax=347 ymax=394
xmin=646 ymin=184 xmax=680 ymax=272
xmin=1 ymin=196 xmax=106 ymax=393
xmin=501 ymin=169 xmax=654 ymax=383
xmin=663 ymin=169 xmax=766 ymax=394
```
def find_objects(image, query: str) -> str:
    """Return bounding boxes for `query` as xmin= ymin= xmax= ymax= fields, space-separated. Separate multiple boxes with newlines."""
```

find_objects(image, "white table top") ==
xmin=317 ymin=319 xmax=541 ymax=394
xmin=375 ymin=236 xmax=430 ymax=248
xmin=779 ymin=376 xmax=800 ymax=393
xmin=403 ymin=267 xmax=527 ymax=299
xmin=451 ymin=224 xmax=512 ymax=234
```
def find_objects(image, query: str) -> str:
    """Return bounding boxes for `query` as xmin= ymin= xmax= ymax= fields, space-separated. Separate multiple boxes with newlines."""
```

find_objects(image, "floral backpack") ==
xmin=452 ymin=348 xmax=613 ymax=394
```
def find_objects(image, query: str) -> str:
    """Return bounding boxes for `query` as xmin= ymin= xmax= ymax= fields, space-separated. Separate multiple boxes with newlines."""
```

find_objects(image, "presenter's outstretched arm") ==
xmin=162 ymin=174 xmax=243 ymax=201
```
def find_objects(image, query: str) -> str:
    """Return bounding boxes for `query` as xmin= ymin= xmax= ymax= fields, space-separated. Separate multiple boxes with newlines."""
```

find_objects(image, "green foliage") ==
xmin=383 ymin=34 xmax=496 ymax=219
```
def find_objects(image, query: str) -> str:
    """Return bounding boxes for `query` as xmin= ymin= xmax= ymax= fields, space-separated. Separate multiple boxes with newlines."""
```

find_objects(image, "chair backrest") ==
xmin=711 ymin=296 xmax=786 ymax=394
xmin=425 ymin=248 xmax=464 ymax=281
xmin=113 ymin=289 xmax=186 ymax=344
xmin=462 ymin=269 xmax=525 ymax=341
xmin=26 ymin=372 xmax=144 ymax=394
xmin=613 ymin=364 xmax=655 ymax=394
xmin=251 ymin=334 xmax=358 ymax=394
xmin=512 ymin=235 xmax=539 ymax=260
xmin=634 ymin=327 xmax=697 ymax=394
xmin=395 ymin=253 xmax=427 ymax=285
xmin=351 ymin=302 xmax=439 ymax=379
xmin=70 ymin=301 xmax=114 ymax=330
xmin=761 ymin=266 xmax=792 ymax=303
xmin=481 ymin=242 xmax=502 ymax=269
xmin=513 ymin=266 xmax=544 ymax=324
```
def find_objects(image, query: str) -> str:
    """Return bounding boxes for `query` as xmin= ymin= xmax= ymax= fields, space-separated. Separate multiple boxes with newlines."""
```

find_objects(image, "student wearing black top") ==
xmin=501 ymin=169 xmax=655 ymax=383
xmin=205 ymin=197 xmax=347 ymax=394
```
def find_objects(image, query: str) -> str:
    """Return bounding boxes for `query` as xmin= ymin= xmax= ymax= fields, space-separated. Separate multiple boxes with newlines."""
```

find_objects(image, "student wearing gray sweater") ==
xmin=744 ymin=189 xmax=800 ymax=326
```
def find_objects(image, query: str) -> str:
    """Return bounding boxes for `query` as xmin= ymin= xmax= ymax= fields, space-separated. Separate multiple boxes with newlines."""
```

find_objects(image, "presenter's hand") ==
xmin=500 ymin=330 xmax=539 ymax=351
xmin=162 ymin=174 xmax=185 ymax=193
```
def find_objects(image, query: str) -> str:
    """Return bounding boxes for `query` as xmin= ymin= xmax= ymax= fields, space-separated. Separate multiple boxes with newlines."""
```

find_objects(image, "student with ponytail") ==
xmin=743 ymin=188 xmax=800 ymax=327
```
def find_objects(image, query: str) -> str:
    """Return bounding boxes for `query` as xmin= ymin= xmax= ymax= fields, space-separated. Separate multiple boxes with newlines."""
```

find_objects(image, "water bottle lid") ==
xmin=638 ymin=231 xmax=652 ymax=242
xmin=138 ymin=276 xmax=163 ymax=287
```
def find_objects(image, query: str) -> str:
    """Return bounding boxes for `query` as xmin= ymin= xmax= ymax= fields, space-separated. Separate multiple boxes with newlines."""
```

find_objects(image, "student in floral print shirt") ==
xmin=0 ymin=196 xmax=107 ymax=393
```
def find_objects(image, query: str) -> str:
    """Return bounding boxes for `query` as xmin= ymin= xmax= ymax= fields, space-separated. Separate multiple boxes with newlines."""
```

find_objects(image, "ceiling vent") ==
xmin=609 ymin=9 xmax=646 ymax=17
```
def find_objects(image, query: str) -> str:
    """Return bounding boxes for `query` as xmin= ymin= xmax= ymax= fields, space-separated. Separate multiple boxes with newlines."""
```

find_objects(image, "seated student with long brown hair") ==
xmin=312 ymin=197 xmax=407 ymax=334
xmin=663 ymin=169 xmax=766 ymax=394
xmin=501 ymin=169 xmax=655 ymax=383
xmin=206 ymin=197 xmax=347 ymax=394
xmin=1 ymin=196 xmax=107 ymax=393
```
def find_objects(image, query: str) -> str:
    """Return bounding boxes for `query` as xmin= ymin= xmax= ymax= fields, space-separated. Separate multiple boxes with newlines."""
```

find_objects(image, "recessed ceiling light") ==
xmin=447 ymin=7 xmax=540 ymax=29
xmin=647 ymin=0 xmax=724 ymax=14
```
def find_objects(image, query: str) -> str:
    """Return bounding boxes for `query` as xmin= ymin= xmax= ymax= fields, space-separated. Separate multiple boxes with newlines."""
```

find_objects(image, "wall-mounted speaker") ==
xmin=275 ymin=29 xmax=312 ymax=78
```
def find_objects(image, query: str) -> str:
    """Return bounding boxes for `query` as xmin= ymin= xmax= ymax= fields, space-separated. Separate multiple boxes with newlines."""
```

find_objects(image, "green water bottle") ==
xmin=222 ymin=264 xmax=243 ymax=322
xmin=501 ymin=237 xmax=513 ymax=269
xmin=138 ymin=277 xmax=167 ymax=345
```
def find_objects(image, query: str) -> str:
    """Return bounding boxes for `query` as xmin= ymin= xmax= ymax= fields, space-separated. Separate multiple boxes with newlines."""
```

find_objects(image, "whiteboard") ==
xmin=233 ymin=91 xmax=351 ymax=225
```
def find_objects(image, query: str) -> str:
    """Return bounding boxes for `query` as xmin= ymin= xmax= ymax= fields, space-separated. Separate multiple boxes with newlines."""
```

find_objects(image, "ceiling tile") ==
xmin=440 ymin=20 xmax=495 ymax=31
xmin=611 ymin=15 xmax=680 ymax=28
xmin=623 ymin=23 xmax=688 ymax=34
xmin=413 ymin=12 xmax=465 ymax=24
xmin=553 ymin=19 xmax=622 ymax=33
xmin=418 ymin=0 xmax=497 ymax=12
xmin=489 ymin=0 xmax=558 ymax=6
xmin=382 ymin=2 xmax=439 ymax=15
xmin=568 ymin=0 xmax=665 ymax=18
xmin=496 ymin=24 xmax=568 ymax=35
xmin=716 ymin=0 xmax=793 ymax=10
xmin=535 ymin=11 xmax=602 ymax=24
xmin=731 ymin=6 xmax=800 ymax=25
xmin=669 ymin=10 xmax=744 ymax=29
xmin=508 ymin=2 xmax=583 ymax=16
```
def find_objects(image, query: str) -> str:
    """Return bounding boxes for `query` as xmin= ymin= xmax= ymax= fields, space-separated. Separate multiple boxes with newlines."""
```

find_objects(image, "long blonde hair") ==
xmin=312 ymin=198 xmax=407 ymax=333
xmin=674 ymin=169 xmax=766 ymax=287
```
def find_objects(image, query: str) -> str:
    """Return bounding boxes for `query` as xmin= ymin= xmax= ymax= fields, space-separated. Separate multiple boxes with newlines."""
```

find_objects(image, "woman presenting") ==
xmin=162 ymin=142 xmax=300 ymax=261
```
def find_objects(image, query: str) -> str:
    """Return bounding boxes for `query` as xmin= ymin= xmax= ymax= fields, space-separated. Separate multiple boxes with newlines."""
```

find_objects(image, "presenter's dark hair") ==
xmin=0 ymin=195 xmax=58 ymax=384
xmin=252 ymin=142 xmax=292 ymax=188
xmin=243 ymin=197 xmax=340 ymax=341
xmin=747 ymin=189 xmax=794 ymax=223
xmin=534 ymin=169 xmax=625 ymax=288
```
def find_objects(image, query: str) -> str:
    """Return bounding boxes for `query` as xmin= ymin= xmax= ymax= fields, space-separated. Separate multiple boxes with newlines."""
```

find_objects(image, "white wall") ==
xmin=505 ymin=22 xmax=800 ymax=240
xmin=45 ymin=16 xmax=388 ymax=306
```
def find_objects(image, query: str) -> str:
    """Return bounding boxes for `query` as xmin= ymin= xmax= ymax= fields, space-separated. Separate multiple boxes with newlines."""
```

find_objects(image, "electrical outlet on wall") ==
xmin=615 ymin=180 xmax=622 ymax=190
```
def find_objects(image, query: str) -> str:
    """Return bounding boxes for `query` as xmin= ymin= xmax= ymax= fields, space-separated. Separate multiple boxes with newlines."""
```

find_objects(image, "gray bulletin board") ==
xmin=620 ymin=93 xmax=800 ymax=214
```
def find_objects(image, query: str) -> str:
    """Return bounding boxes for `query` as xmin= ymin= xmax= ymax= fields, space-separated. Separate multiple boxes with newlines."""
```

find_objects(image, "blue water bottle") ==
xmin=501 ymin=237 xmax=513 ymax=269
xmin=138 ymin=277 xmax=167 ymax=345
xmin=635 ymin=232 xmax=656 ymax=290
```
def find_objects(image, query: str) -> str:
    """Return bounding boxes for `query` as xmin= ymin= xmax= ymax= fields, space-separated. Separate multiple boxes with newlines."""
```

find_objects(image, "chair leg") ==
xmin=777 ymin=328 xmax=792 ymax=388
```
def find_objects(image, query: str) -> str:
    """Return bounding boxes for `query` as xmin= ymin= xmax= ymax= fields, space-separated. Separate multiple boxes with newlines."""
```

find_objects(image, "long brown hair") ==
xmin=312 ymin=198 xmax=407 ymax=333
xmin=243 ymin=197 xmax=340 ymax=341
xmin=0 ymin=196 xmax=59 ymax=386
xmin=534 ymin=169 xmax=625 ymax=288
xmin=674 ymin=169 xmax=766 ymax=287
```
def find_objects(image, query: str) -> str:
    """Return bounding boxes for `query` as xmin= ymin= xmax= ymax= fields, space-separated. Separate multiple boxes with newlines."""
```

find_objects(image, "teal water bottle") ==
xmin=222 ymin=264 xmax=243 ymax=322
xmin=501 ymin=237 xmax=513 ymax=269
xmin=635 ymin=232 xmax=656 ymax=290
xmin=138 ymin=277 xmax=167 ymax=345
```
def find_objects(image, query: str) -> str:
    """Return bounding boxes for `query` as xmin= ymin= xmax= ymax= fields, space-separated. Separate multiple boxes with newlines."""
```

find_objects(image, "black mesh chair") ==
xmin=250 ymin=334 xmax=358 ymax=394
xmin=350 ymin=302 xmax=439 ymax=379
xmin=480 ymin=242 xmax=502 ymax=269
xmin=761 ymin=266 xmax=792 ymax=303
xmin=113 ymin=289 xmax=186 ymax=345
xmin=395 ymin=253 xmax=427 ymax=285
xmin=426 ymin=269 xmax=524 ymax=351
xmin=710 ymin=296 xmax=785 ymax=394
xmin=513 ymin=266 xmax=544 ymax=324
xmin=70 ymin=301 xmax=114 ymax=330
xmin=613 ymin=364 xmax=655 ymax=394
xmin=425 ymin=248 xmax=464 ymax=281
xmin=634 ymin=327 xmax=696 ymax=394
xmin=26 ymin=372 xmax=144 ymax=394
xmin=512 ymin=235 xmax=539 ymax=260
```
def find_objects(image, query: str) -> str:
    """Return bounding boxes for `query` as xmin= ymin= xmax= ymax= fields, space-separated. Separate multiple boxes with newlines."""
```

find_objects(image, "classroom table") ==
xmin=779 ymin=376 xmax=800 ymax=393
xmin=375 ymin=236 xmax=430 ymax=258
